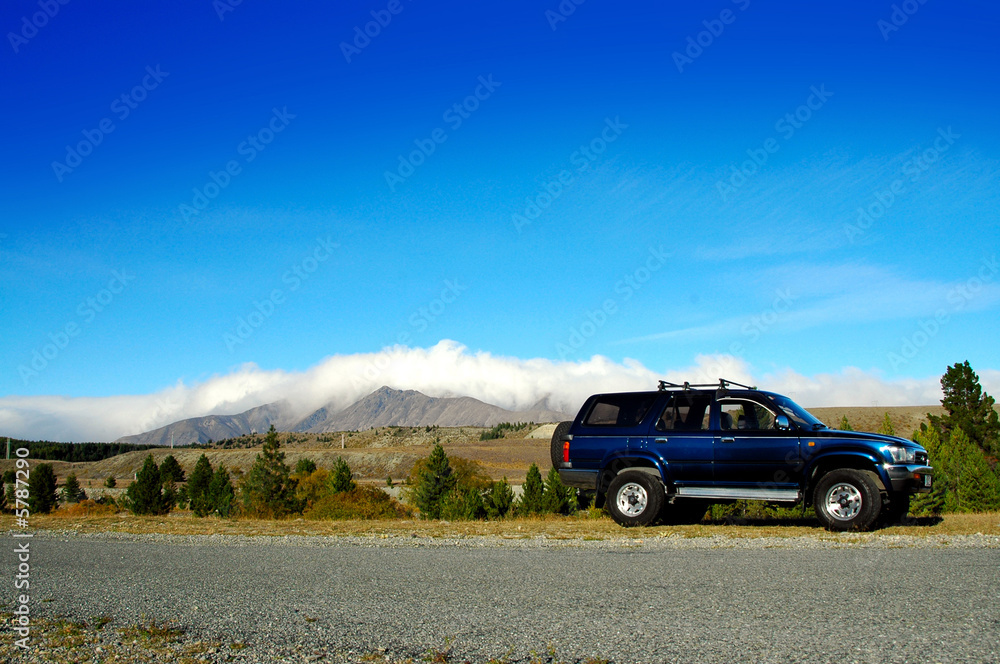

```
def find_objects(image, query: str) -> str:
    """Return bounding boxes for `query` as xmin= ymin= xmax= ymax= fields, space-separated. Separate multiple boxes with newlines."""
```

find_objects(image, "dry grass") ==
xmin=5 ymin=510 xmax=998 ymax=539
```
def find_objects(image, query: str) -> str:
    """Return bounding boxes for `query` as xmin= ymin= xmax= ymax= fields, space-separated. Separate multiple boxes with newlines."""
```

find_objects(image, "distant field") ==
xmin=0 ymin=405 xmax=950 ymax=486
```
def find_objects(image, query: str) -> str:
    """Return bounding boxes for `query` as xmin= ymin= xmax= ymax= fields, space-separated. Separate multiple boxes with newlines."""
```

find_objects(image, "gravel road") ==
xmin=4 ymin=531 xmax=1000 ymax=663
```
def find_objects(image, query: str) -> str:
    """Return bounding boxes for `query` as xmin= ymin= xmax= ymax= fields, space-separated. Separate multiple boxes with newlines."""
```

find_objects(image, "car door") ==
xmin=645 ymin=392 xmax=715 ymax=486
xmin=712 ymin=397 xmax=800 ymax=488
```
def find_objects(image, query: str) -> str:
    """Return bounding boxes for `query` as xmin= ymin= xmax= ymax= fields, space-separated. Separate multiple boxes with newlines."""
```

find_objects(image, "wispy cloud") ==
xmin=0 ymin=340 xmax=956 ymax=442
xmin=615 ymin=262 xmax=1000 ymax=345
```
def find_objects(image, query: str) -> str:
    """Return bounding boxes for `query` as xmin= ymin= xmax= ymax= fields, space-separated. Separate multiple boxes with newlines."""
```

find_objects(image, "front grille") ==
xmin=916 ymin=451 xmax=928 ymax=465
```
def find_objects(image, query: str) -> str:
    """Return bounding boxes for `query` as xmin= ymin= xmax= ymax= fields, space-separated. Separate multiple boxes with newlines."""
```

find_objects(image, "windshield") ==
xmin=766 ymin=393 xmax=827 ymax=430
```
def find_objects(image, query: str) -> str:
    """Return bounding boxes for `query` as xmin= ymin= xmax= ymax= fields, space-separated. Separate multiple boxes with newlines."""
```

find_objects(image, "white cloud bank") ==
xmin=2 ymin=340 xmax=994 ymax=442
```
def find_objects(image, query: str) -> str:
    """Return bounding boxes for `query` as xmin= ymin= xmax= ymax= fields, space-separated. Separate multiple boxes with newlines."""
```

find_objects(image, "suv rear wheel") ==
xmin=549 ymin=421 xmax=572 ymax=469
xmin=606 ymin=470 xmax=664 ymax=527
xmin=813 ymin=469 xmax=882 ymax=531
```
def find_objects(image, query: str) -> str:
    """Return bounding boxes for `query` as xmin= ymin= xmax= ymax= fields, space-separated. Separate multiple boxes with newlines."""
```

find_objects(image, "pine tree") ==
xmin=949 ymin=428 xmax=1000 ymax=513
xmin=240 ymin=425 xmax=298 ymax=517
xmin=329 ymin=457 xmax=356 ymax=494
xmin=125 ymin=455 xmax=170 ymax=515
xmin=910 ymin=426 xmax=947 ymax=516
xmin=188 ymin=454 xmax=214 ymax=517
xmin=838 ymin=415 xmax=853 ymax=431
xmin=484 ymin=478 xmax=514 ymax=519
xmin=61 ymin=473 xmax=84 ymax=504
xmin=518 ymin=463 xmax=545 ymax=515
xmin=413 ymin=443 xmax=456 ymax=520
xmin=441 ymin=486 xmax=486 ymax=520
xmin=542 ymin=466 xmax=573 ymax=515
xmin=929 ymin=361 xmax=1000 ymax=455
xmin=159 ymin=455 xmax=186 ymax=483
xmin=294 ymin=458 xmax=317 ymax=475
xmin=27 ymin=463 xmax=58 ymax=514
xmin=877 ymin=412 xmax=895 ymax=437
xmin=104 ymin=476 xmax=117 ymax=489
xmin=208 ymin=465 xmax=235 ymax=517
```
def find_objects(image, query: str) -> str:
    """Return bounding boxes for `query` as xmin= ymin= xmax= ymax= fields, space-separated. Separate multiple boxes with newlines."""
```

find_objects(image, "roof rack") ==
xmin=657 ymin=378 xmax=757 ymax=392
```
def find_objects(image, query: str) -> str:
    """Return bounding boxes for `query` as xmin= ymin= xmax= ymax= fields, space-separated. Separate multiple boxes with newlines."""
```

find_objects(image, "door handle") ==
xmin=655 ymin=438 xmax=668 ymax=444
xmin=720 ymin=437 xmax=735 ymax=443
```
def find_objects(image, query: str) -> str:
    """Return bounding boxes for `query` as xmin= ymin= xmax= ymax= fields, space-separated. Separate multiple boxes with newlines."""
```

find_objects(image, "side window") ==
xmin=586 ymin=401 xmax=619 ymax=426
xmin=584 ymin=395 xmax=656 ymax=427
xmin=656 ymin=394 xmax=711 ymax=431
xmin=719 ymin=400 xmax=779 ymax=430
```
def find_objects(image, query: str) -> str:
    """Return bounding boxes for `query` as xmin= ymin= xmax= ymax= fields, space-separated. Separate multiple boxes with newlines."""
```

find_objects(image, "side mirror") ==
xmin=775 ymin=414 xmax=791 ymax=431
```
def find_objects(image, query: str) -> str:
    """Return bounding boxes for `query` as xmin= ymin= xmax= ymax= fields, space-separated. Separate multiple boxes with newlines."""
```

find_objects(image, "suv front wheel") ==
xmin=606 ymin=470 xmax=664 ymax=527
xmin=813 ymin=469 xmax=882 ymax=531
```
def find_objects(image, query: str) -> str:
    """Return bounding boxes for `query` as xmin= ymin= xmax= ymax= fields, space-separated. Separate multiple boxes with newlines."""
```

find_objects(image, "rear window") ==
xmin=583 ymin=395 xmax=656 ymax=427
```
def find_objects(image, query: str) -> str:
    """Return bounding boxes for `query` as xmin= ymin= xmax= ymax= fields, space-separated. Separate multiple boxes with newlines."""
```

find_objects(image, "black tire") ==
xmin=881 ymin=493 xmax=911 ymax=526
xmin=549 ymin=421 xmax=573 ymax=469
xmin=661 ymin=499 xmax=709 ymax=525
xmin=606 ymin=470 xmax=664 ymax=527
xmin=813 ymin=469 xmax=882 ymax=531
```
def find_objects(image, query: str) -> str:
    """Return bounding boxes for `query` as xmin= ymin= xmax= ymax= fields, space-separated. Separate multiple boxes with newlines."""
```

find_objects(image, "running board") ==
xmin=674 ymin=487 xmax=801 ymax=502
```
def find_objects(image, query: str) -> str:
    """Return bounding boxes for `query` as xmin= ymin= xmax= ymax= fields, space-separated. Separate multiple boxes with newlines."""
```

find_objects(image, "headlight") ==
xmin=886 ymin=445 xmax=917 ymax=464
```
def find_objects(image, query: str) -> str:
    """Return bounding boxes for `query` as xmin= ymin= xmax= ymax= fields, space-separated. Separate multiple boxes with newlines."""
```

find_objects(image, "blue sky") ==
xmin=1 ymin=1 xmax=998 ymax=440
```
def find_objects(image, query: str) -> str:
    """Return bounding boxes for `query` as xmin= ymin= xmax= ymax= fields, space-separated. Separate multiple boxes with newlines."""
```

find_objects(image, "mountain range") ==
xmin=114 ymin=386 xmax=571 ymax=446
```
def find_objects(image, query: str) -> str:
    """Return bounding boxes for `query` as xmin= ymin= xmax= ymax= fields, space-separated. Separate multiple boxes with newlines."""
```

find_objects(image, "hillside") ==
xmin=114 ymin=387 xmax=570 ymax=446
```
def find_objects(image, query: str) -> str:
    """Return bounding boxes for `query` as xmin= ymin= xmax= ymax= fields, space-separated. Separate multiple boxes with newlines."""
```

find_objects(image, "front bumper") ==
xmin=885 ymin=464 xmax=934 ymax=493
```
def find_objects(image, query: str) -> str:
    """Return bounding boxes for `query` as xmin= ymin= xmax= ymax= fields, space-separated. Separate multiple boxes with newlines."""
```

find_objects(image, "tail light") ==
xmin=562 ymin=440 xmax=570 ymax=463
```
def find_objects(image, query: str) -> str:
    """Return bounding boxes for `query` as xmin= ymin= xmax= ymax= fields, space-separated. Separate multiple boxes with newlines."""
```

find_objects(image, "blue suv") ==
xmin=552 ymin=380 xmax=933 ymax=530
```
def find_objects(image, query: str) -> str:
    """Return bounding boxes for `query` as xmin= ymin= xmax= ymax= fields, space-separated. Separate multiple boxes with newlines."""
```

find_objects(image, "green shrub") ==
xmin=159 ymin=455 xmax=185 ymax=483
xmin=542 ymin=466 xmax=574 ymax=515
xmin=124 ymin=455 xmax=170 ymax=515
xmin=61 ymin=473 xmax=85 ymax=504
xmin=294 ymin=458 xmax=317 ymax=475
xmin=188 ymin=454 xmax=214 ymax=517
xmin=239 ymin=425 xmax=300 ymax=517
xmin=329 ymin=457 xmax=357 ymax=494
xmin=305 ymin=486 xmax=412 ymax=520
xmin=409 ymin=443 xmax=457 ymax=520
xmin=208 ymin=465 xmax=235 ymax=517
xmin=484 ymin=478 xmax=514 ymax=519
xmin=517 ymin=463 xmax=545 ymax=515
xmin=27 ymin=463 xmax=58 ymax=514
xmin=440 ymin=487 xmax=486 ymax=521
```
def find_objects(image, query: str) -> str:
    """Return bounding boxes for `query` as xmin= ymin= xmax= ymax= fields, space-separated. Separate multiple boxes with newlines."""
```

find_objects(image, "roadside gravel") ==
xmin=3 ymin=530 xmax=999 ymax=663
